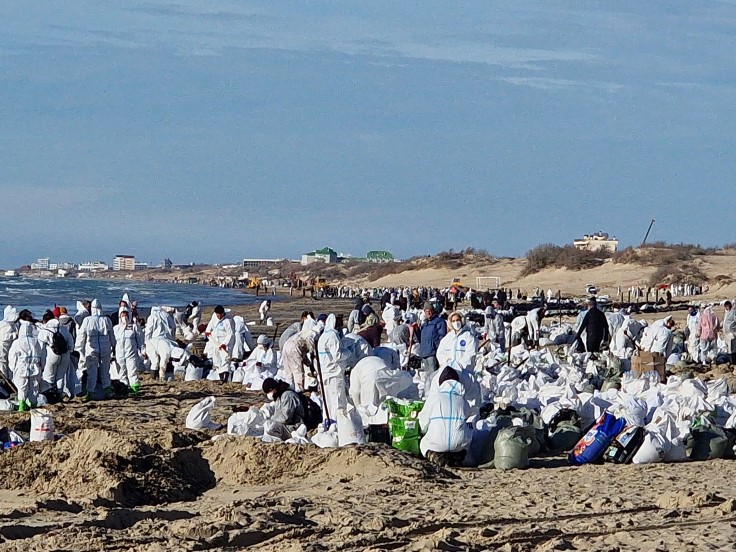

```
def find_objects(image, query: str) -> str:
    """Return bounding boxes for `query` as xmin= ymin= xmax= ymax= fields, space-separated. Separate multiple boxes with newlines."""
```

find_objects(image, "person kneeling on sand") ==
xmin=418 ymin=366 xmax=472 ymax=467
xmin=262 ymin=377 xmax=307 ymax=440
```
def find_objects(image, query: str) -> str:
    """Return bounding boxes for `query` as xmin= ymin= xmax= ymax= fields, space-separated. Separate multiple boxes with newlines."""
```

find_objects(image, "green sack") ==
xmin=689 ymin=426 xmax=729 ymax=461
xmin=494 ymin=427 xmax=531 ymax=470
xmin=386 ymin=399 xmax=425 ymax=456
xmin=389 ymin=417 xmax=421 ymax=454
xmin=385 ymin=399 xmax=425 ymax=418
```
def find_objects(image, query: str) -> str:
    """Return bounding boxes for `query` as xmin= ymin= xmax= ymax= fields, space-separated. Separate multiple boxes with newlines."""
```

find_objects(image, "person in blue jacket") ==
xmin=418 ymin=302 xmax=446 ymax=393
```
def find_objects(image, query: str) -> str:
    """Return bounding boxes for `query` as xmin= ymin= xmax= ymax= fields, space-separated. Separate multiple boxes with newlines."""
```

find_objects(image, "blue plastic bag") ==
xmin=568 ymin=412 xmax=626 ymax=466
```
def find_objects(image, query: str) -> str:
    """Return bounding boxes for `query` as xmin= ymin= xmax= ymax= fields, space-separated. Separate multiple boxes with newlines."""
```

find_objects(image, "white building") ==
xmin=79 ymin=261 xmax=109 ymax=272
xmin=301 ymin=247 xmax=338 ymax=265
xmin=113 ymin=255 xmax=136 ymax=271
xmin=573 ymin=231 xmax=619 ymax=254
xmin=30 ymin=258 xmax=50 ymax=270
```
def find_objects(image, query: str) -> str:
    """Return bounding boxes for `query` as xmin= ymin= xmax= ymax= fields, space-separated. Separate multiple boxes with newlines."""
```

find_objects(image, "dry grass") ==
xmin=521 ymin=244 xmax=610 ymax=276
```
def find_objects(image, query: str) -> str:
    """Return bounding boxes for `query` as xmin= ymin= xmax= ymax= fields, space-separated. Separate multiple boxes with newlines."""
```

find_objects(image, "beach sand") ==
xmin=1 ymin=297 xmax=736 ymax=551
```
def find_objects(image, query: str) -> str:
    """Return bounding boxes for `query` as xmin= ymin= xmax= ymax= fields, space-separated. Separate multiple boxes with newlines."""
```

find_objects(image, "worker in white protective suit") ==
xmin=248 ymin=334 xmax=277 ymax=376
xmin=317 ymin=314 xmax=352 ymax=424
xmin=37 ymin=310 xmax=75 ymax=397
xmin=258 ymin=300 xmax=271 ymax=324
xmin=372 ymin=345 xmax=401 ymax=371
xmin=187 ymin=301 xmax=202 ymax=330
xmin=723 ymin=301 xmax=736 ymax=365
xmin=685 ymin=305 xmax=700 ymax=362
xmin=75 ymin=299 xmax=115 ymax=401
xmin=9 ymin=318 xmax=43 ymax=411
xmin=349 ymin=355 xmax=417 ymax=410
xmin=525 ymin=307 xmax=545 ymax=348
xmin=342 ymin=332 xmax=374 ymax=367
xmin=606 ymin=305 xmax=626 ymax=343
xmin=381 ymin=301 xmax=401 ymax=337
xmin=484 ymin=299 xmax=510 ymax=352
xmin=114 ymin=309 xmax=144 ymax=395
xmin=74 ymin=300 xmax=91 ymax=328
xmin=418 ymin=367 xmax=472 ymax=465
xmin=640 ymin=316 xmax=676 ymax=357
xmin=0 ymin=306 xmax=20 ymax=381
xmin=436 ymin=312 xmax=478 ymax=373
xmin=281 ymin=333 xmax=310 ymax=391
xmin=145 ymin=306 xmax=178 ymax=381
xmin=232 ymin=315 xmax=255 ymax=360
xmin=205 ymin=305 xmax=236 ymax=380
xmin=611 ymin=315 xmax=643 ymax=361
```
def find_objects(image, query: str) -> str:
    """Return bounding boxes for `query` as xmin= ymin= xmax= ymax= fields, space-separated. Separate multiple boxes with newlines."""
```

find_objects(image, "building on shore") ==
xmin=301 ymin=247 xmax=338 ymax=265
xmin=113 ymin=255 xmax=136 ymax=271
xmin=573 ymin=232 xmax=619 ymax=253
xmin=79 ymin=261 xmax=109 ymax=272
xmin=366 ymin=250 xmax=395 ymax=263
xmin=242 ymin=258 xmax=284 ymax=268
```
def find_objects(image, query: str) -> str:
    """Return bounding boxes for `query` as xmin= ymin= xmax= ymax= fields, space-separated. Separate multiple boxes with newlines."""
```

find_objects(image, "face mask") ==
xmin=452 ymin=321 xmax=462 ymax=331
xmin=266 ymin=392 xmax=275 ymax=401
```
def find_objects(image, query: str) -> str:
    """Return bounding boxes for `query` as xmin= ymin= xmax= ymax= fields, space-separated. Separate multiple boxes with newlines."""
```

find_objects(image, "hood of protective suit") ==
xmin=233 ymin=315 xmax=244 ymax=327
xmin=91 ymin=299 xmax=102 ymax=315
xmin=76 ymin=300 xmax=88 ymax=314
xmin=45 ymin=318 xmax=61 ymax=330
xmin=438 ymin=379 xmax=466 ymax=396
xmin=3 ymin=306 xmax=18 ymax=323
xmin=300 ymin=316 xmax=316 ymax=339
xmin=324 ymin=314 xmax=337 ymax=332
xmin=122 ymin=293 xmax=131 ymax=306
xmin=18 ymin=320 xmax=35 ymax=338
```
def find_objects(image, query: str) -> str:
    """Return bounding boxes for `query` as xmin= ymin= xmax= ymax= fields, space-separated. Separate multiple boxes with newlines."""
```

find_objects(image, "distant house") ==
xmin=573 ymin=232 xmax=619 ymax=253
xmin=30 ymin=258 xmax=50 ymax=270
xmin=79 ymin=261 xmax=109 ymax=272
xmin=366 ymin=250 xmax=395 ymax=263
xmin=113 ymin=255 xmax=136 ymax=271
xmin=242 ymin=258 xmax=283 ymax=268
xmin=301 ymin=247 xmax=338 ymax=265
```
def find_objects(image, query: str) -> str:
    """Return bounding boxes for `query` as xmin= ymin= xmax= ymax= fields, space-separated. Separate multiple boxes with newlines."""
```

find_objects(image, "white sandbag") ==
xmin=611 ymin=394 xmax=647 ymax=427
xmin=286 ymin=424 xmax=312 ymax=445
xmin=205 ymin=369 xmax=221 ymax=381
xmin=185 ymin=364 xmax=203 ymax=381
xmin=227 ymin=409 xmax=265 ymax=437
xmin=185 ymin=396 xmax=222 ymax=430
xmin=632 ymin=428 xmax=669 ymax=464
xmin=336 ymin=405 xmax=366 ymax=446
xmin=231 ymin=367 xmax=245 ymax=384
xmin=707 ymin=378 xmax=729 ymax=400
xmin=30 ymin=408 xmax=55 ymax=442
xmin=0 ymin=399 xmax=15 ymax=411
xmin=312 ymin=426 xmax=340 ymax=448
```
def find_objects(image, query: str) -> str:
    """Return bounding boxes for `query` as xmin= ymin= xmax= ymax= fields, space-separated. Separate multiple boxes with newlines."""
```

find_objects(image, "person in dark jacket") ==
xmin=573 ymin=297 xmax=610 ymax=354
xmin=418 ymin=302 xmax=447 ymax=391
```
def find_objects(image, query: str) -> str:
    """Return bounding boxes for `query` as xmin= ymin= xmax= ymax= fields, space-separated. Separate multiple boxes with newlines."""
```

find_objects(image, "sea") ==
xmin=0 ymin=276 xmax=260 ymax=316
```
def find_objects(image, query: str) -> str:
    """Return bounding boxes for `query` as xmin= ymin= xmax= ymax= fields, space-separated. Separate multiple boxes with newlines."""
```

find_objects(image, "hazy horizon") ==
xmin=2 ymin=1 xmax=735 ymax=266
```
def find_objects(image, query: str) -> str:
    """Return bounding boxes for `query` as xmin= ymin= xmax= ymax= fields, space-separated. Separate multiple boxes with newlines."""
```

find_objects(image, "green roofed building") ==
xmin=301 ymin=247 xmax=338 ymax=265
xmin=366 ymin=250 xmax=394 ymax=263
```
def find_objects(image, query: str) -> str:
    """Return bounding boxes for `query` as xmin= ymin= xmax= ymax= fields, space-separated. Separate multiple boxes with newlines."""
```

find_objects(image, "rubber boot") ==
xmin=17 ymin=400 xmax=28 ymax=412
xmin=129 ymin=383 xmax=141 ymax=396
xmin=82 ymin=392 xmax=94 ymax=402
xmin=103 ymin=386 xmax=115 ymax=399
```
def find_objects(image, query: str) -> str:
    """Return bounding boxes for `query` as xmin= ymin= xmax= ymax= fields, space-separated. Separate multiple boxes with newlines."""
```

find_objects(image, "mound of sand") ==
xmin=0 ymin=429 xmax=215 ymax=507
xmin=201 ymin=436 xmax=454 ymax=486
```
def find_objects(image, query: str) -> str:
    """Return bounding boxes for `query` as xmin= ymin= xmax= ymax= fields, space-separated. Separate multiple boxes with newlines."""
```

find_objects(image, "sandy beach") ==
xmin=0 ymin=294 xmax=734 ymax=551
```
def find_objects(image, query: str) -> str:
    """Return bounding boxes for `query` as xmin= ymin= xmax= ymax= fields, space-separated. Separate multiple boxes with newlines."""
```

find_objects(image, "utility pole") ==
xmin=641 ymin=219 xmax=656 ymax=246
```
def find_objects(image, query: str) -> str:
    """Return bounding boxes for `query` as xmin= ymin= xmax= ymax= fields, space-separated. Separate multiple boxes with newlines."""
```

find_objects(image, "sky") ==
xmin=1 ymin=1 xmax=735 ymax=266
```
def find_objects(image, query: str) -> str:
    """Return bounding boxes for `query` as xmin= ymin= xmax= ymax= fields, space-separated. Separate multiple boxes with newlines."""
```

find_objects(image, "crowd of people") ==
xmin=4 ymin=286 xmax=736 ymax=466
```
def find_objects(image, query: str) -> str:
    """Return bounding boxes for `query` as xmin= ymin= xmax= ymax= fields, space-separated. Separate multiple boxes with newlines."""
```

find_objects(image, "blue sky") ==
xmin=1 ymin=1 xmax=734 ymax=266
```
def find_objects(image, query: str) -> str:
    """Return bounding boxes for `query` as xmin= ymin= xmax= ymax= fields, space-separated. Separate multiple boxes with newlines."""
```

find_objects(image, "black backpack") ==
xmin=51 ymin=329 xmax=69 ymax=355
xmin=299 ymin=393 xmax=323 ymax=431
